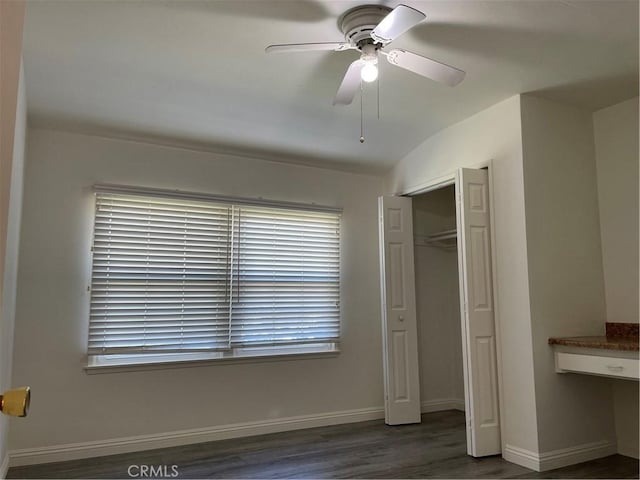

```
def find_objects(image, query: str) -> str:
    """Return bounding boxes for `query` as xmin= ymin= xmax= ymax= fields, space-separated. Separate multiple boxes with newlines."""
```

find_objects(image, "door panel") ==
xmin=392 ymin=330 xmax=410 ymax=401
xmin=456 ymin=168 xmax=501 ymax=456
xmin=378 ymin=196 xmax=421 ymax=425
xmin=470 ymin=226 xmax=492 ymax=310
xmin=389 ymin=243 xmax=406 ymax=309
xmin=475 ymin=336 xmax=498 ymax=426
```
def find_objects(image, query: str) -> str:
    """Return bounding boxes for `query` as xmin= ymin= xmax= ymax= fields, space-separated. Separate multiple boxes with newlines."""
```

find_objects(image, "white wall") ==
xmin=0 ymin=62 xmax=27 ymax=477
xmin=9 ymin=128 xmax=385 ymax=459
xmin=612 ymin=381 xmax=639 ymax=459
xmin=386 ymin=95 xmax=541 ymax=455
xmin=593 ymin=97 xmax=639 ymax=325
xmin=520 ymin=95 xmax=615 ymax=455
xmin=0 ymin=1 xmax=26 ymax=474
xmin=593 ymin=97 xmax=639 ymax=459
xmin=413 ymin=187 xmax=464 ymax=410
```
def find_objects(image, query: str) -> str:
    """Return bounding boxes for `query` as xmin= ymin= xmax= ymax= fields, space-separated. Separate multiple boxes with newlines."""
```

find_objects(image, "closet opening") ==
xmin=378 ymin=167 xmax=501 ymax=457
xmin=412 ymin=184 xmax=466 ymax=444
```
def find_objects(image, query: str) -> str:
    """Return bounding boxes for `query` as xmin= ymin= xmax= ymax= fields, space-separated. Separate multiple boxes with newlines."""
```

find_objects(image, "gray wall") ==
xmin=387 ymin=93 xmax=631 ymax=467
xmin=385 ymin=95 xmax=540 ymax=456
xmin=10 ymin=128 xmax=385 ymax=459
xmin=0 ymin=62 xmax=26 ymax=476
xmin=593 ymin=97 xmax=639 ymax=459
xmin=593 ymin=97 xmax=639 ymax=326
xmin=520 ymin=94 xmax=615 ymax=454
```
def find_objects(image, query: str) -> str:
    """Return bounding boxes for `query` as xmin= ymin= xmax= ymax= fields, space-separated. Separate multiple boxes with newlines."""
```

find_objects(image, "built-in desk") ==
xmin=549 ymin=323 xmax=639 ymax=380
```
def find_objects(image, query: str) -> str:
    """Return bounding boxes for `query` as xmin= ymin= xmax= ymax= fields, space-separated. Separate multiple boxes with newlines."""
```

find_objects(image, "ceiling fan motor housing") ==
xmin=339 ymin=5 xmax=392 ymax=49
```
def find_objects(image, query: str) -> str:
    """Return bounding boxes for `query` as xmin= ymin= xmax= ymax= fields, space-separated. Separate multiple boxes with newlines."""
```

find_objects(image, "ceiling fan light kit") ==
xmin=360 ymin=62 xmax=378 ymax=82
xmin=359 ymin=43 xmax=379 ymax=83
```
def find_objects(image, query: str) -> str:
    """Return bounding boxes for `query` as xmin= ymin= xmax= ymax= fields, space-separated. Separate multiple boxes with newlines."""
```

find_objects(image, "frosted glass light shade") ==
xmin=361 ymin=63 xmax=378 ymax=82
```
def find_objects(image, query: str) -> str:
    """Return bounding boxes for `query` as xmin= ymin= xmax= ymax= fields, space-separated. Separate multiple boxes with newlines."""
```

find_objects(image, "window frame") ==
xmin=85 ymin=184 xmax=342 ymax=371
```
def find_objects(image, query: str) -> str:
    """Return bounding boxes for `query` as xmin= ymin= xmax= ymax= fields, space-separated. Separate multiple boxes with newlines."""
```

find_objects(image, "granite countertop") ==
xmin=549 ymin=322 xmax=639 ymax=352
xmin=548 ymin=336 xmax=639 ymax=351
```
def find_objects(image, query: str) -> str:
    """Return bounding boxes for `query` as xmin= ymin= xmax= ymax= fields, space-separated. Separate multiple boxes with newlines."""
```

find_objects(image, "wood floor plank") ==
xmin=7 ymin=411 xmax=638 ymax=479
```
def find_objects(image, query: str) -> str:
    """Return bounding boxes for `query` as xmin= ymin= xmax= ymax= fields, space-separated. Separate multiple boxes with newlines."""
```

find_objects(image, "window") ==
xmin=88 ymin=186 xmax=341 ymax=367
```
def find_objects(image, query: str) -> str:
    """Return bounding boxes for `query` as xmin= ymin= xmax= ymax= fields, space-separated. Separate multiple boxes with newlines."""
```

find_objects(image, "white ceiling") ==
xmin=23 ymin=0 xmax=639 ymax=173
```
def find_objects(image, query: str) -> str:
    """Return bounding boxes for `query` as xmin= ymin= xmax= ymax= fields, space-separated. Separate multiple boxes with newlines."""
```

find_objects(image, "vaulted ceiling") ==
xmin=23 ymin=0 xmax=639 ymax=172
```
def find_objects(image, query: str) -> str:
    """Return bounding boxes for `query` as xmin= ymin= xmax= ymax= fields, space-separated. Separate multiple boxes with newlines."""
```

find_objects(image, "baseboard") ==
xmin=9 ymin=406 xmax=385 ymax=467
xmin=0 ymin=454 xmax=8 ymax=479
xmin=539 ymin=440 xmax=617 ymax=471
xmin=421 ymin=398 xmax=465 ymax=413
xmin=503 ymin=444 xmax=541 ymax=471
xmin=504 ymin=440 xmax=616 ymax=472
xmin=617 ymin=444 xmax=639 ymax=460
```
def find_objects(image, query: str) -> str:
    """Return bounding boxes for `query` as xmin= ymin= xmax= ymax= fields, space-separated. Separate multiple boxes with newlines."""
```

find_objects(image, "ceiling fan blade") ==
xmin=385 ymin=49 xmax=466 ymax=86
xmin=265 ymin=42 xmax=352 ymax=54
xmin=371 ymin=5 xmax=426 ymax=44
xmin=333 ymin=60 xmax=365 ymax=106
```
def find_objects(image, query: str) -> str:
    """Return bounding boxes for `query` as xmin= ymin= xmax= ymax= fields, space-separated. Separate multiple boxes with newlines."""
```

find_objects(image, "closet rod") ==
xmin=427 ymin=231 xmax=457 ymax=242
xmin=414 ymin=229 xmax=458 ymax=249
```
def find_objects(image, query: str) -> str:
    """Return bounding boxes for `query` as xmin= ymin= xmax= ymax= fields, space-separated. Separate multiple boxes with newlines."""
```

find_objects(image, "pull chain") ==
xmin=359 ymin=79 xmax=365 ymax=143
xmin=377 ymin=64 xmax=380 ymax=120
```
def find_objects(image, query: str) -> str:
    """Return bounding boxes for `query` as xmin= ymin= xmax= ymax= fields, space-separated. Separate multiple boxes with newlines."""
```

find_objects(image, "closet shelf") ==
xmin=414 ymin=229 xmax=457 ymax=249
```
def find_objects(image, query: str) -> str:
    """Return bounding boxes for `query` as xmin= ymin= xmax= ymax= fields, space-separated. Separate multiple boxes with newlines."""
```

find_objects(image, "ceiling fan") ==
xmin=265 ymin=4 xmax=466 ymax=106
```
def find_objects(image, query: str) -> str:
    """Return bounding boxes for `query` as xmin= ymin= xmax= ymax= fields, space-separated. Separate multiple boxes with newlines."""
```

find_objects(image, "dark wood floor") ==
xmin=8 ymin=410 xmax=639 ymax=479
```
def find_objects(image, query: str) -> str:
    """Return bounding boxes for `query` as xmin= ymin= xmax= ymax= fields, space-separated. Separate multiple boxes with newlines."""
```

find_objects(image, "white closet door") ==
xmin=456 ymin=168 xmax=501 ymax=456
xmin=378 ymin=196 xmax=421 ymax=425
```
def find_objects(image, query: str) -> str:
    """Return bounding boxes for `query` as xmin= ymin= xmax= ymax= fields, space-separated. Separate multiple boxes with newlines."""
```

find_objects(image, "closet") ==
xmin=378 ymin=167 xmax=501 ymax=457
xmin=412 ymin=185 xmax=465 ymax=413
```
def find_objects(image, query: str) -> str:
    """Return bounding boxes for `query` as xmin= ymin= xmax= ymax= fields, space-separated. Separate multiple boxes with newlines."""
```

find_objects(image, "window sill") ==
xmin=84 ymin=345 xmax=340 ymax=374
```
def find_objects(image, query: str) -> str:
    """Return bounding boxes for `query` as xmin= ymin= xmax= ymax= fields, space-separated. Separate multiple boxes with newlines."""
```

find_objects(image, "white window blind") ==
xmin=89 ymin=192 xmax=233 ymax=354
xmin=231 ymin=206 xmax=341 ymax=347
xmin=88 ymin=188 xmax=341 ymax=358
